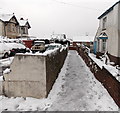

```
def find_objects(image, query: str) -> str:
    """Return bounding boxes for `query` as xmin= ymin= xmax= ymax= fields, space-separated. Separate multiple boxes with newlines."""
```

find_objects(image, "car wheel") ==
xmin=32 ymin=50 xmax=35 ymax=53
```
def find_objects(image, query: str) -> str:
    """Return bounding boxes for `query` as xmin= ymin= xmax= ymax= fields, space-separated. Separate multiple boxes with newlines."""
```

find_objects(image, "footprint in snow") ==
xmin=66 ymin=68 xmax=69 ymax=70
xmin=94 ymin=81 xmax=96 ymax=84
xmin=62 ymin=78 xmax=65 ymax=80
xmin=14 ymin=104 xmax=19 ymax=109
xmin=61 ymin=85 xmax=64 ymax=89
xmin=65 ymin=73 xmax=69 ymax=76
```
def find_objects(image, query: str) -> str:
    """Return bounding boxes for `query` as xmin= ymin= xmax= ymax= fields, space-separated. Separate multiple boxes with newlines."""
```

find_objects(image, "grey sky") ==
xmin=0 ymin=0 xmax=118 ymax=38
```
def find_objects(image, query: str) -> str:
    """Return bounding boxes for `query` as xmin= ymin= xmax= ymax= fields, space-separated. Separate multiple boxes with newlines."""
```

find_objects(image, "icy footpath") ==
xmin=0 ymin=50 xmax=118 ymax=111
xmin=48 ymin=50 xmax=118 ymax=111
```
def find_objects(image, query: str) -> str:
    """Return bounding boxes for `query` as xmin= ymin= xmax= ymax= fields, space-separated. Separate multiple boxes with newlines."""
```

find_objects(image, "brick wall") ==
xmin=46 ymin=49 xmax=68 ymax=96
xmin=77 ymin=47 xmax=120 ymax=108
xmin=69 ymin=46 xmax=77 ymax=50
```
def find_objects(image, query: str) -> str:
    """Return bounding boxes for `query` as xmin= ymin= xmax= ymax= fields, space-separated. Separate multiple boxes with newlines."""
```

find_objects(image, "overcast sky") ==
xmin=0 ymin=0 xmax=118 ymax=38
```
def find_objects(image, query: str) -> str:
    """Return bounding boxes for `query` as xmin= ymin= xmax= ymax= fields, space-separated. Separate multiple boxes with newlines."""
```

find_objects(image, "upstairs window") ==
xmin=7 ymin=24 xmax=11 ymax=32
xmin=21 ymin=27 xmax=26 ymax=34
xmin=12 ymin=24 xmax=15 ymax=32
xmin=102 ymin=17 xmax=107 ymax=30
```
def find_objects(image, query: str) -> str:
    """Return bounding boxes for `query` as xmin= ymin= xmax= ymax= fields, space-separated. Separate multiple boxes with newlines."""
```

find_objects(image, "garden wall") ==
xmin=77 ymin=47 xmax=120 ymax=108
xmin=2 ymin=48 xmax=68 ymax=98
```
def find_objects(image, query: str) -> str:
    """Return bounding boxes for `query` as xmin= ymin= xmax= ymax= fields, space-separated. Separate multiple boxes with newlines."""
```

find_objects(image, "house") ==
xmin=94 ymin=1 xmax=120 ymax=65
xmin=72 ymin=35 xmax=94 ymax=50
xmin=18 ymin=18 xmax=31 ymax=38
xmin=0 ymin=14 xmax=31 ymax=39
xmin=50 ymin=34 xmax=70 ymax=45
xmin=51 ymin=34 xmax=67 ymax=41
xmin=0 ymin=14 xmax=19 ymax=38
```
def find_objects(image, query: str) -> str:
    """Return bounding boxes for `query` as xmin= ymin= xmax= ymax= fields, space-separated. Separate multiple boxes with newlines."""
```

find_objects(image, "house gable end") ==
xmin=98 ymin=1 xmax=120 ymax=19
xmin=9 ymin=16 xmax=19 ymax=25
xmin=25 ymin=21 xmax=31 ymax=29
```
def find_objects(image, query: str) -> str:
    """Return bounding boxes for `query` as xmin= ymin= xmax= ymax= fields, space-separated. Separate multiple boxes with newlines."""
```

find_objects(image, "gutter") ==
xmin=98 ymin=1 xmax=120 ymax=19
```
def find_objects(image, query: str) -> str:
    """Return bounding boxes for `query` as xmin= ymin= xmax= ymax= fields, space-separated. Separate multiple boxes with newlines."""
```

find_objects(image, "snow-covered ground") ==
xmin=0 ymin=50 xmax=118 ymax=111
xmin=0 ymin=57 xmax=14 ymax=77
xmin=0 ymin=57 xmax=14 ymax=68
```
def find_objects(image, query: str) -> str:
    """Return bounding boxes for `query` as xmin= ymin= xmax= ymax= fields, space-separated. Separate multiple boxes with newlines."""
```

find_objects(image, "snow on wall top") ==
xmin=0 ymin=14 xmax=13 ymax=22
xmin=89 ymin=53 xmax=119 ymax=81
xmin=73 ymin=36 xmax=94 ymax=42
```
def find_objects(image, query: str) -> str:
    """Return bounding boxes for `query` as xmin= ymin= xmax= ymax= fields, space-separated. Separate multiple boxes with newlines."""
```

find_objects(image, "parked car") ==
xmin=31 ymin=41 xmax=46 ymax=53
xmin=1 ymin=40 xmax=30 ymax=57
xmin=0 ymin=41 xmax=10 ymax=58
xmin=6 ymin=41 xmax=30 ymax=56
xmin=46 ymin=43 xmax=62 ymax=51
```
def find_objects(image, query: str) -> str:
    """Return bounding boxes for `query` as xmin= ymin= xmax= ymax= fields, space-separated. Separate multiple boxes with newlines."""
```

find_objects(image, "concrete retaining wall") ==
xmin=3 ymin=81 xmax=46 ymax=98
xmin=2 ymin=48 xmax=68 ymax=98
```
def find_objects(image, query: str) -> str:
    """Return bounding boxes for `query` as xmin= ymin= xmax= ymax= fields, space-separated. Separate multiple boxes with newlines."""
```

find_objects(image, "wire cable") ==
xmin=51 ymin=0 xmax=103 ymax=12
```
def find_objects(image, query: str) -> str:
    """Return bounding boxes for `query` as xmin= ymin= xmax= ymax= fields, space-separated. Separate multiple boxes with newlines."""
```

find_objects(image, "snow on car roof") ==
xmin=49 ymin=43 xmax=61 ymax=46
xmin=34 ymin=41 xmax=45 ymax=43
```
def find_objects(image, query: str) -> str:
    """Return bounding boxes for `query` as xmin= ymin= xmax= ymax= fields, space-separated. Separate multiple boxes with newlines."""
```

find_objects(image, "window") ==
xmin=23 ymin=27 xmax=26 ymax=34
xmin=26 ymin=27 xmax=28 ymax=34
xmin=102 ymin=17 xmax=107 ymax=30
xmin=12 ymin=24 xmax=15 ymax=32
xmin=7 ymin=24 xmax=11 ymax=32
xmin=102 ymin=39 xmax=106 ymax=52
xmin=16 ymin=26 xmax=19 ymax=33
xmin=21 ymin=27 xmax=26 ymax=34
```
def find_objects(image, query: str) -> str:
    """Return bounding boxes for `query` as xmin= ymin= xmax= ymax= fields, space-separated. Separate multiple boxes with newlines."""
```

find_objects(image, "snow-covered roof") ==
xmin=51 ymin=34 xmax=66 ymax=41
xmin=0 ymin=14 xmax=13 ymax=22
xmin=19 ymin=19 xmax=27 ymax=26
xmin=73 ymin=36 xmax=94 ymax=42
xmin=18 ymin=18 xmax=31 ymax=28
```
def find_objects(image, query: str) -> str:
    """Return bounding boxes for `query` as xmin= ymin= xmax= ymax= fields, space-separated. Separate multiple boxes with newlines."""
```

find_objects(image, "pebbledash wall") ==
xmin=76 ymin=46 xmax=120 ymax=108
xmin=2 ymin=48 xmax=68 ymax=98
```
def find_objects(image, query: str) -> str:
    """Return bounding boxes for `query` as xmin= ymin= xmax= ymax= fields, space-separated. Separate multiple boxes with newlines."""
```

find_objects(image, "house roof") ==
xmin=51 ymin=34 xmax=66 ymax=40
xmin=0 ymin=14 xmax=19 ymax=25
xmin=19 ymin=19 xmax=31 ymax=29
xmin=73 ymin=36 xmax=94 ymax=42
xmin=19 ymin=19 xmax=27 ymax=26
xmin=98 ymin=32 xmax=108 ymax=39
xmin=98 ymin=1 xmax=120 ymax=19
xmin=0 ymin=14 xmax=13 ymax=22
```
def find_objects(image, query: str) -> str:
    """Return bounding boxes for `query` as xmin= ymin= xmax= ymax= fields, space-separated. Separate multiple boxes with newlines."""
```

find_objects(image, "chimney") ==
xmin=20 ymin=18 xmax=24 ymax=20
